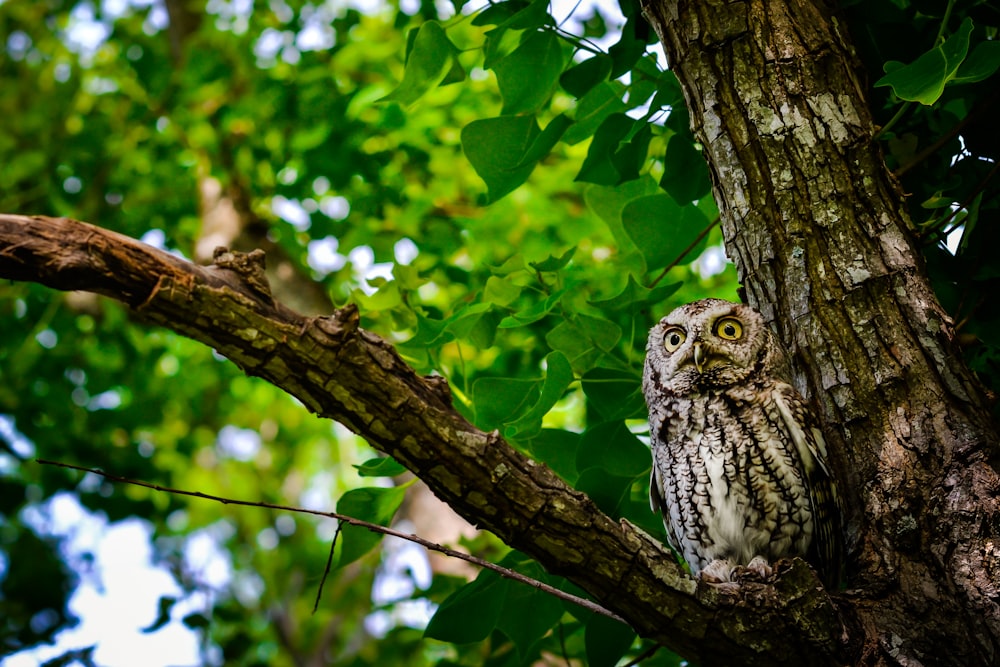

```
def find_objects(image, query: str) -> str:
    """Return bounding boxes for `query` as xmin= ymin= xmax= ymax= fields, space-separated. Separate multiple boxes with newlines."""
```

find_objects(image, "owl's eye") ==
xmin=662 ymin=327 xmax=686 ymax=352
xmin=715 ymin=317 xmax=743 ymax=340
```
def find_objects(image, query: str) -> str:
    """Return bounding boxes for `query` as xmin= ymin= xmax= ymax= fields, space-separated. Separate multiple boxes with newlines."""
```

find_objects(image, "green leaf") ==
xmin=462 ymin=116 xmax=541 ymax=202
xmin=621 ymin=194 xmax=710 ymax=269
xmin=481 ymin=0 xmax=554 ymax=68
xmin=336 ymin=485 xmax=408 ymax=567
xmin=504 ymin=351 xmax=574 ymax=439
xmin=560 ymin=55 xmax=613 ymax=98
xmin=574 ymin=467 xmax=633 ymax=517
xmin=576 ymin=421 xmax=650 ymax=477
xmin=379 ymin=21 xmax=464 ymax=107
xmin=563 ymin=81 xmax=628 ymax=145
xmin=660 ymin=134 xmax=712 ymax=203
xmin=545 ymin=314 xmax=622 ymax=372
xmin=585 ymin=613 xmax=637 ymax=667
xmin=426 ymin=553 xmax=564 ymax=652
xmin=448 ymin=304 xmax=503 ymax=348
xmin=514 ymin=114 xmax=573 ymax=168
xmin=525 ymin=428 xmax=580 ymax=483
xmin=473 ymin=0 xmax=550 ymax=30
xmin=495 ymin=555 xmax=565 ymax=650
xmin=498 ymin=289 xmax=566 ymax=327
xmin=354 ymin=456 xmax=408 ymax=477
xmin=528 ymin=247 xmax=575 ymax=272
xmin=402 ymin=312 xmax=454 ymax=348
xmin=874 ymin=18 xmax=974 ymax=105
xmin=425 ymin=570 xmax=506 ymax=643
xmin=580 ymin=368 xmax=646 ymax=422
xmin=589 ymin=274 xmax=682 ymax=312
xmin=497 ymin=581 xmax=565 ymax=657
xmin=471 ymin=376 xmax=539 ymax=430
xmin=953 ymin=40 xmax=1000 ymax=85
xmin=584 ymin=176 xmax=661 ymax=252
xmin=494 ymin=31 xmax=565 ymax=115
xmin=471 ymin=1 xmax=528 ymax=27
xmin=576 ymin=113 xmax=638 ymax=185
xmin=484 ymin=276 xmax=523 ymax=306
xmin=353 ymin=280 xmax=402 ymax=312
xmin=608 ymin=13 xmax=651 ymax=78
xmin=489 ymin=254 xmax=528 ymax=276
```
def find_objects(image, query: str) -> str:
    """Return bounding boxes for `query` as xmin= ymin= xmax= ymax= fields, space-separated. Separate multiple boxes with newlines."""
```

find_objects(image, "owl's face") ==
xmin=644 ymin=299 xmax=786 ymax=394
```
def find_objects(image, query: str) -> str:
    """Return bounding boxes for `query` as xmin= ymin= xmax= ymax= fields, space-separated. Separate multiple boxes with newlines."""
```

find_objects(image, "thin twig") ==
xmin=622 ymin=643 xmax=661 ymax=666
xmin=314 ymin=523 xmax=342 ymax=614
xmin=37 ymin=458 xmax=626 ymax=623
xmin=648 ymin=216 xmax=720 ymax=289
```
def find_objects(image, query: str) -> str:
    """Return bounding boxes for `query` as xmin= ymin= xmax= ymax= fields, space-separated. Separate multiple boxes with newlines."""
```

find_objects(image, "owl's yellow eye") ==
xmin=715 ymin=317 xmax=743 ymax=340
xmin=663 ymin=327 xmax=686 ymax=352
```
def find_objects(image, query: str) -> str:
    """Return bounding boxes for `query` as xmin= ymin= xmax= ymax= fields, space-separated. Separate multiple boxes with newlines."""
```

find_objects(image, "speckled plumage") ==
xmin=642 ymin=299 xmax=841 ymax=585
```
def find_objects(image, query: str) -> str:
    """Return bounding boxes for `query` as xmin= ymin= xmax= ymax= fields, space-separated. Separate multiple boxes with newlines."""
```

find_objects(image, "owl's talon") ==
xmin=700 ymin=559 xmax=736 ymax=583
xmin=744 ymin=555 xmax=772 ymax=579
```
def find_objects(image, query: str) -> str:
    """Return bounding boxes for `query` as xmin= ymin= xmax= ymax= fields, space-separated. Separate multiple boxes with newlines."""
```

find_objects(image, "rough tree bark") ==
xmin=642 ymin=0 xmax=1000 ymax=664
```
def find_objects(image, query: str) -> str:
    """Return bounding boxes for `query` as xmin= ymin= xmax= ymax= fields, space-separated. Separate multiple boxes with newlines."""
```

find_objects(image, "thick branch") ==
xmin=0 ymin=213 xmax=846 ymax=665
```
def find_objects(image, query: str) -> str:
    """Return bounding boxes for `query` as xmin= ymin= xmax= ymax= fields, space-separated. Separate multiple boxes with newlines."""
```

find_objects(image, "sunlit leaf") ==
xmin=336 ymin=485 xmax=408 ymax=567
xmin=528 ymin=247 xmax=575 ymax=272
xmin=354 ymin=456 xmax=408 ymax=477
xmin=584 ymin=176 xmax=661 ymax=252
xmin=380 ymin=21 xmax=465 ymax=107
xmin=514 ymin=114 xmax=573 ymax=168
xmin=484 ymin=276 xmax=523 ymax=306
xmin=498 ymin=289 xmax=566 ymax=327
xmin=494 ymin=31 xmax=565 ymax=115
xmin=462 ymin=116 xmax=540 ymax=202
xmin=874 ymin=18 xmax=975 ymax=105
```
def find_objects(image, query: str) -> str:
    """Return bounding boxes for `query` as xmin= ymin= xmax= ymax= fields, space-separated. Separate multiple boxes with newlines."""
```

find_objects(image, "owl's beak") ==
xmin=693 ymin=341 xmax=706 ymax=374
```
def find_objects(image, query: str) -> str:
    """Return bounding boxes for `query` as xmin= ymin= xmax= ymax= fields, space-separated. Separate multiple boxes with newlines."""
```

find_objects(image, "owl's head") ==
xmin=643 ymin=299 xmax=790 ymax=393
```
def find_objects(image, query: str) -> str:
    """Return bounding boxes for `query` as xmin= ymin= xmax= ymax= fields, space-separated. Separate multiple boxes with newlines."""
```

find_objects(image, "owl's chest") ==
xmin=659 ymin=389 xmax=770 ymax=453
xmin=655 ymin=390 xmax=803 ymax=502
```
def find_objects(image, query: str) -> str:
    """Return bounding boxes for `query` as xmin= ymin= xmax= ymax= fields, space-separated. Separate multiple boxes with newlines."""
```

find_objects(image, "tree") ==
xmin=1 ymin=0 xmax=999 ymax=666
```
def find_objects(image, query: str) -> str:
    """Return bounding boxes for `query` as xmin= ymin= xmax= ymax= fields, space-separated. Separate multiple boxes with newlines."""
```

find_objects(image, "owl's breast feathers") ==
xmin=647 ymin=380 xmax=842 ymax=585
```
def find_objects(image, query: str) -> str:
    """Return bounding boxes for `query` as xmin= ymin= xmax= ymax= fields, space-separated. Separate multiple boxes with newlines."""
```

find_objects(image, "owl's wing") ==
xmin=772 ymin=383 xmax=843 ymax=587
xmin=649 ymin=448 xmax=685 ymax=560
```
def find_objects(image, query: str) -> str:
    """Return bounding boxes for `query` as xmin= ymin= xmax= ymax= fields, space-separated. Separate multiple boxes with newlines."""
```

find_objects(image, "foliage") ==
xmin=0 ymin=0 xmax=997 ymax=665
xmin=849 ymin=0 xmax=1000 ymax=411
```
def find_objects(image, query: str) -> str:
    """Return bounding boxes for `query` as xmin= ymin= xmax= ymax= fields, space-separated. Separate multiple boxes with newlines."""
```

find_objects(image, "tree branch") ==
xmin=35 ymin=458 xmax=623 ymax=622
xmin=0 ymin=213 xmax=847 ymax=665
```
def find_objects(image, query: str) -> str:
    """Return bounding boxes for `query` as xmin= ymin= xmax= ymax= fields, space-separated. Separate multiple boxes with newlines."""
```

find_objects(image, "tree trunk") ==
xmin=643 ymin=0 xmax=1000 ymax=664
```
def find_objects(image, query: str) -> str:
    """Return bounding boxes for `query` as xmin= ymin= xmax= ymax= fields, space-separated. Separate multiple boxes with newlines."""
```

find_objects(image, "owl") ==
xmin=642 ymin=299 xmax=841 ymax=587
